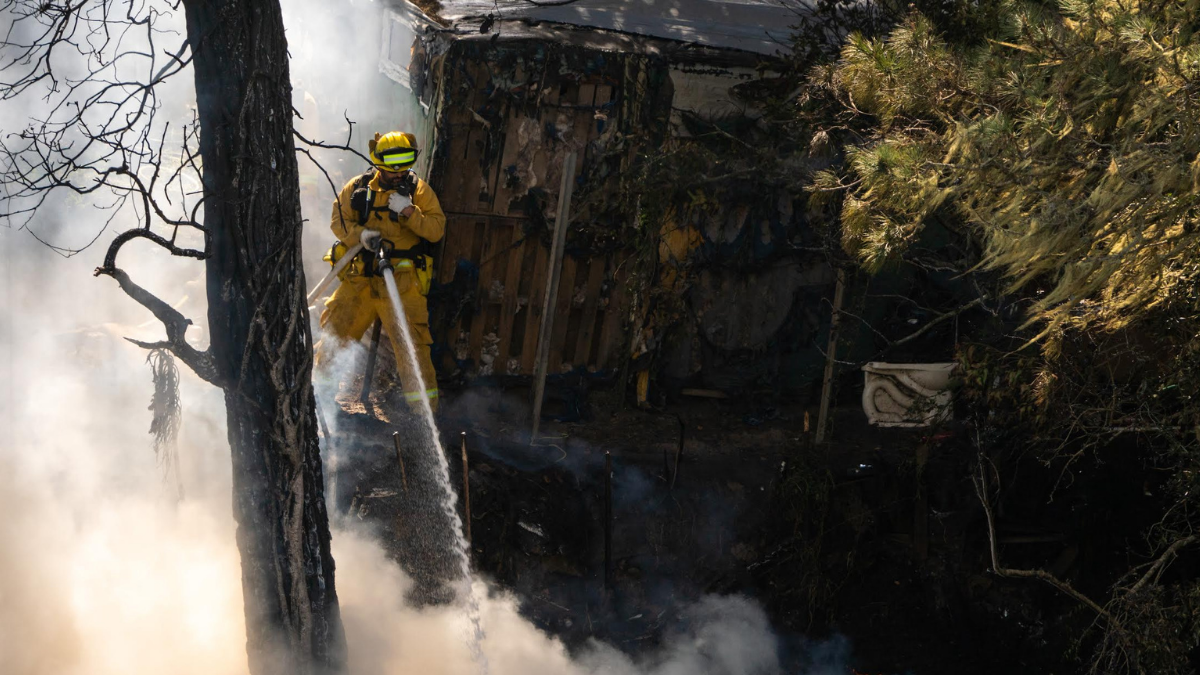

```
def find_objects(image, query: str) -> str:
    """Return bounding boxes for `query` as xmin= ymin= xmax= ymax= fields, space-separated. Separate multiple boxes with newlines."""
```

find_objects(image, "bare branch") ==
xmin=892 ymin=296 xmax=986 ymax=347
xmin=294 ymin=145 xmax=339 ymax=202
xmin=0 ymin=1 xmax=202 ymax=257
xmin=96 ymin=226 xmax=206 ymax=272
xmin=973 ymin=450 xmax=1120 ymax=629
xmin=96 ymin=266 xmax=224 ymax=387
xmin=1126 ymin=534 xmax=1200 ymax=597
xmin=293 ymin=129 xmax=371 ymax=166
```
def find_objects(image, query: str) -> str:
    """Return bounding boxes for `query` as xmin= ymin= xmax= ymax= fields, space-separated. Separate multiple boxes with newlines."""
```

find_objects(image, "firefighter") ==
xmin=315 ymin=131 xmax=445 ymax=410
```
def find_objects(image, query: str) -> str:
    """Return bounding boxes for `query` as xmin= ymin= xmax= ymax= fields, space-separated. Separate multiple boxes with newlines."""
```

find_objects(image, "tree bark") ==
xmin=181 ymin=1 xmax=345 ymax=672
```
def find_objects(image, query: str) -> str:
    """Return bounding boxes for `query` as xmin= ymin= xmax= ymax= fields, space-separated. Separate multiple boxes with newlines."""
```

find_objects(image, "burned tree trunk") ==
xmin=181 ymin=1 xmax=345 ymax=672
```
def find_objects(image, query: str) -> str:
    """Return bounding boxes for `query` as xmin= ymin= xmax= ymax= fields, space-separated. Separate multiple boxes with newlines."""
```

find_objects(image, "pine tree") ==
xmin=815 ymin=0 xmax=1200 ymax=337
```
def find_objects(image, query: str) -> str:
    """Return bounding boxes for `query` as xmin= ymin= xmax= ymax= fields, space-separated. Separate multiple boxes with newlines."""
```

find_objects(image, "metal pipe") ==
xmin=359 ymin=319 xmax=383 ymax=409
xmin=531 ymin=152 xmax=578 ymax=442
xmin=307 ymin=243 xmax=364 ymax=307
xmin=604 ymin=450 xmax=612 ymax=592
xmin=816 ymin=269 xmax=846 ymax=444
xmin=461 ymin=432 xmax=472 ymax=546
xmin=664 ymin=414 xmax=682 ymax=485
xmin=392 ymin=431 xmax=408 ymax=493
xmin=671 ymin=428 xmax=684 ymax=490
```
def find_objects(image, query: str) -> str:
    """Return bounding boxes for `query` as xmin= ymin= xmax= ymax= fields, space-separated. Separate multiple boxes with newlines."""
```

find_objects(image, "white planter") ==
xmin=861 ymin=362 xmax=957 ymax=428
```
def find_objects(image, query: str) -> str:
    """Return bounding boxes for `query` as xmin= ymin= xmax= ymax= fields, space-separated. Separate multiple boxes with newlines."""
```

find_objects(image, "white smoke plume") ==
xmin=0 ymin=228 xmax=799 ymax=674
xmin=0 ymin=1 xmax=845 ymax=673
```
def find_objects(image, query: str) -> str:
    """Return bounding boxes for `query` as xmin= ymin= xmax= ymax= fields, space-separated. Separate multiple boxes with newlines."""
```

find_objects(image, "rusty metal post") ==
xmin=392 ymin=431 xmax=408 ymax=493
xmin=360 ymin=318 xmax=383 ymax=410
xmin=461 ymin=432 xmax=472 ymax=545
xmin=604 ymin=450 xmax=613 ymax=592
xmin=671 ymin=428 xmax=684 ymax=490
xmin=816 ymin=269 xmax=846 ymax=444
xmin=913 ymin=443 xmax=930 ymax=562
xmin=663 ymin=414 xmax=682 ymax=485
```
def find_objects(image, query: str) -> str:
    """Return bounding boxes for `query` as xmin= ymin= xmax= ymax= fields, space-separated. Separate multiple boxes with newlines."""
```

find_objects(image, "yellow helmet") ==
xmin=368 ymin=131 xmax=419 ymax=171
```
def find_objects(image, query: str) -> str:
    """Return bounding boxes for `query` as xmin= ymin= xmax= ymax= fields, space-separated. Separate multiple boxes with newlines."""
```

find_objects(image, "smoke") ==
xmin=579 ymin=596 xmax=781 ymax=675
xmin=0 ymin=465 xmax=247 ymax=675
xmin=0 ymin=220 xmax=835 ymax=675
xmin=0 ymin=222 xmax=798 ymax=674
xmin=333 ymin=525 xmax=792 ymax=675
xmin=0 ymin=221 xmax=245 ymax=674
xmin=0 ymin=3 xmax=848 ymax=675
xmin=0 ymin=199 xmax=822 ymax=675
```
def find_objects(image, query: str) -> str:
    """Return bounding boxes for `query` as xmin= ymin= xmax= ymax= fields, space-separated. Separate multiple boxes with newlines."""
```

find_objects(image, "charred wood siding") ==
xmin=438 ymin=214 xmax=632 ymax=376
xmin=429 ymin=42 xmax=666 ymax=377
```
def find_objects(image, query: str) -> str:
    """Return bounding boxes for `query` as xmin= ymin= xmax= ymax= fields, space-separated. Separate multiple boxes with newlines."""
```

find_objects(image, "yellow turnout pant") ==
xmin=316 ymin=266 xmax=438 ymax=410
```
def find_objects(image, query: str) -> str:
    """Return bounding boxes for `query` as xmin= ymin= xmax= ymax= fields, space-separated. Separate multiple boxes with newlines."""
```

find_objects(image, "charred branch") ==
xmin=293 ymin=129 xmax=370 ymax=165
xmin=94 ymin=266 xmax=223 ymax=387
xmin=293 ymin=127 xmax=371 ymax=216
xmin=96 ymin=226 xmax=207 ymax=272
xmin=294 ymin=145 xmax=340 ymax=203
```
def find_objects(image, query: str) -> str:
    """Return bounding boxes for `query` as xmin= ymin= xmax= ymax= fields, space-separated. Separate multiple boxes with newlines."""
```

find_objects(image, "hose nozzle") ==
xmin=376 ymin=239 xmax=395 ymax=272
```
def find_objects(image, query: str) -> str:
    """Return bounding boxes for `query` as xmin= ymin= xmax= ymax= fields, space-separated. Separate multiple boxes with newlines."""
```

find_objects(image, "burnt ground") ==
xmin=323 ymin=380 xmax=1116 ymax=675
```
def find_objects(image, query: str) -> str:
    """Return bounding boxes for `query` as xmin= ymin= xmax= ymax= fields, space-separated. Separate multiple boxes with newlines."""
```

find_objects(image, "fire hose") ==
xmin=306 ymin=242 xmax=363 ymax=309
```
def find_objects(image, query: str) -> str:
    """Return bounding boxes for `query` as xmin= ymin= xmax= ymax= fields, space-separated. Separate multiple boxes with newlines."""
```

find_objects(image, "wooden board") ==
xmin=595 ymin=255 xmax=631 ymax=370
xmin=558 ymin=257 xmax=589 ymax=365
xmin=519 ymin=238 xmax=550 ymax=374
xmin=507 ymin=236 xmax=541 ymax=366
xmin=438 ymin=214 xmax=478 ymax=282
xmin=429 ymin=51 xmax=636 ymax=378
xmin=546 ymin=255 xmax=578 ymax=374
xmin=435 ymin=237 xmax=629 ymax=376
xmin=496 ymin=224 xmax=528 ymax=373
xmin=492 ymin=110 xmax=523 ymax=217
xmin=572 ymin=257 xmax=609 ymax=369
xmin=466 ymin=217 xmax=507 ymax=363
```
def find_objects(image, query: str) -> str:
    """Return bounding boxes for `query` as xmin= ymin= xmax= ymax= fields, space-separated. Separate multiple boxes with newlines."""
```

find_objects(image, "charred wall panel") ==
xmin=428 ymin=40 xmax=667 ymax=379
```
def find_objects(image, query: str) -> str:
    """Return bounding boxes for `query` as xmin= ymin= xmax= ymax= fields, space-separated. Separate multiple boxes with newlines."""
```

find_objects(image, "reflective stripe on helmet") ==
xmin=377 ymin=147 xmax=416 ymax=167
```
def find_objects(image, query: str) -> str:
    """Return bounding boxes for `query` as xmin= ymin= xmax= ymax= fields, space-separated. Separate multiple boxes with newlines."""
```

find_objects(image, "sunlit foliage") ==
xmin=815 ymin=0 xmax=1200 ymax=337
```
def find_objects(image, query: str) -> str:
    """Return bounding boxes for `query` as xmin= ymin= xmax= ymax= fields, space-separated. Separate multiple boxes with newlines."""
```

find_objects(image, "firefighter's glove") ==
xmin=360 ymin=229 xmax=383 ymax=252
xmin=388 ymin=192 xmax=413 ymax=215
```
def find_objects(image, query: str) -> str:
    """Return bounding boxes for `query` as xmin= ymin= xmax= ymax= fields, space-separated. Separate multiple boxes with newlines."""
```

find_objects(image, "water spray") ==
xmin=604 ymin=450 xmax=613 ymax=593
xmin=461 ymin=432 xmax=472 ymax=545
xmin=392 ymin=431 xmax=409 ymax=493
xmin=377 ymin=250 xmax=490 ymax=674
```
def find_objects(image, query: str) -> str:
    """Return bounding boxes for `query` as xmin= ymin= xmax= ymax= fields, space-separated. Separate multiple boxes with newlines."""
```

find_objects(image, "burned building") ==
xmin=316 ymin=0 xmax=836 ymax=407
